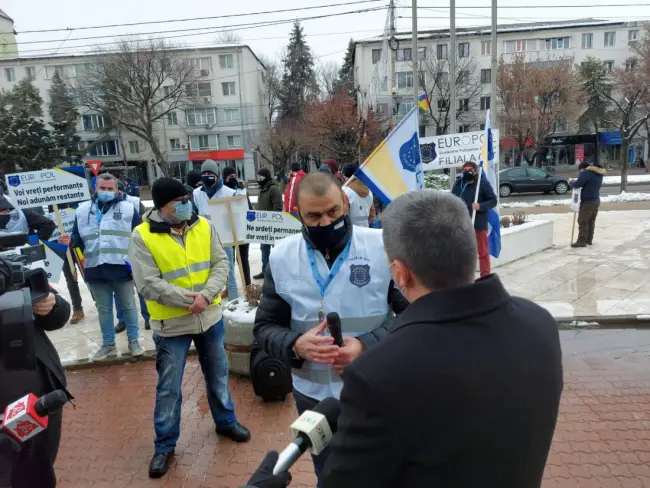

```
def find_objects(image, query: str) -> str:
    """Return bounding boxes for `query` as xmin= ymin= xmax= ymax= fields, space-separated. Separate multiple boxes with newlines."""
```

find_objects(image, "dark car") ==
xmin=498 ymin=167 xmax=570 ymax=197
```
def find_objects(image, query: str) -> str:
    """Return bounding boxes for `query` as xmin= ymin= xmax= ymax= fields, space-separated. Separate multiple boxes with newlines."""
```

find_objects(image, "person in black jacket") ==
xmin=569 ymin=162 xmax=605 ymax=248
xmin=451 ymin=162 xmax=497 ymax=276
xmin=246 ymin=190 xmax=563 ymax=488
xmin=0 ymin=289 xmax=72 ymax=488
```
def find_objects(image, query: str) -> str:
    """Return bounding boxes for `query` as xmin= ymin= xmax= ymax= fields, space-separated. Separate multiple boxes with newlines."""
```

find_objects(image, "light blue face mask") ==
xmin=97 ymin=191 xmax=115 ymax=203
xmin=173 ymin=200 xmax=192 ymax=221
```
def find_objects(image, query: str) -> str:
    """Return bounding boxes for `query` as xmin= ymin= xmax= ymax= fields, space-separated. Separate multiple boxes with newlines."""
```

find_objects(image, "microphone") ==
xmin=326 ymin=312 xmax=344 ymax=347
xmin=273 ymin=397 xmax=341 ymax=475
xmin=1 ymin=390 xmax=67 ymax=443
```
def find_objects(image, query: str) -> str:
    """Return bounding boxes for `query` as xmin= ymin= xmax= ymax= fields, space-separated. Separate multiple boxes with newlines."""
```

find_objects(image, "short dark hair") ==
xmin=290 ymin=162 xmax=301 ymax=172
xmin=257 ymin=168 xmax=272 ymax=179
xmin=295 ymin=172 xmax=341 ymax=207
xmin=382 ymin=190 xmax=477 ymax=290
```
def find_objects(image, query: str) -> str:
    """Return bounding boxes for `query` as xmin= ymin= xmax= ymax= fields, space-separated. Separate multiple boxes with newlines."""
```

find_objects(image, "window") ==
xmin=222 ymin=82 xmax=236 ymax=96
xmin=504 ymin=39 xmax=538 ymax=53
xmin=190 ymin=134 xmax=218 ymax=151
xmin=186 ymin=108 xmax=217 ymax=126
xmin=628 ymin=30 xmax=639 ymax=44
xmin=397 ymin=100 xmax=415 ymax=116
xmin=604 ymin=31 xmax=616 ymax=47
xmin=458 ymin=98 xmax=469 ymax=112
xmin=129 ymin=141 xmax=140 ymax=154
xmin=44 ymin=64 xmax=87 ymax=79
xmin=191 ymin=57 xmax=211 ymax=71
xmin=480 ymin=123 xmax=486 ymax=130
xmin=458 ymin=42 xmax=470 ymax=58
xmin=82 ymin=114 xmax=110 ymax=131
xmin=417 ymin=47 xmax=427 ymax=60
xmin=481 ymin=41 xmax=491 ymax=56
xmin=436 ymin=126 xmax=445 ymax=135
xmin=163 ymin=86 xmax=172 ymax=97
xmin=170 ymin=138 xmax=182 ymax=151
xmin=186 ymin=82 xmax=212 ymax=97
xmin=397 ymin=71 xmax=414 ymax=89
xmin=397 ymin=48 xmax=412 ymax=61
xmin=224 ymin=108 xmax=240 ymax=122
xmin=25 ymin=66 xmax=35 ymax=79
xmin=529 ymin=168 xmax=548 ymax=178
xmin=167 ymin=112 xmax=178 ymax=125
xmin=219 ymin=54 xmax=234 ymax=69
xmin=555 ymin=120 xmax=568 ymax=132
xmin=626 ymin=58 xmax=637 ymax=72
xmin=458 ymin=125 xmax=470 ymax=133
xmin=227 ymin=135 xmax=241 ymax=148
xmin=458 ymin=70 xmax=470 ymax=84
xmin=480 ymin=96 xmax=490 ymax=111
xmin=377 ymin=103 xmax=388 ymax=115
xmin=480 ymin=69 xmax=491 ymax=84
xmin=436 ymin=44 xmax=448 ymax=59
xmin=545 ymin=37 xmax=571 ymax=50
xmin=437 ymin=99 xmax=449 ymax=111
xmin=582 ymin=33 xmax=593 ymax=49
xmin=4 ymin=68 xmax=14 ymax=82
xmin=603 ymin=60 xmax=614 ymax=72
xmin=508 ymin=168 xmax=527 ymax=178
xmin=372 ymin=49 xmax=381 ymax=64
xmin=87 ymin=140 xmax=119 ymax=156
xmin=437 ymin=71 xmax=449 ymax=85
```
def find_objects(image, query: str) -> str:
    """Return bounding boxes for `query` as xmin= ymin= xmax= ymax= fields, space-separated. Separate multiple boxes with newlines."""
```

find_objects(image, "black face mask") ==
xmin=462 ymin=170 xmax=476 ymax=182
xmin=257 ymin=178 xmax=269 ymax=187
xmin=0 ymin=214 xmax=10 ymax=229
xmin=306 ymin=215 xmax=349 ymax=252
xmin=224 ymin=178 xmax=238 ymax=189
xmin=202 ymin=175 xmax=217 ymax=186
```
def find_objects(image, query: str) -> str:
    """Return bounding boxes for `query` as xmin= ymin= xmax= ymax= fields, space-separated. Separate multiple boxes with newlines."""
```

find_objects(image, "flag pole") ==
xmin=491 ymin=0 xmax=499 ymax=202
xmin=449 ymin=0 xmax=457 ymax=191
xmin=471 ymin=165 xmax=483 ymax=225
xmin=412 ymin=0 xmax=419 ymax=109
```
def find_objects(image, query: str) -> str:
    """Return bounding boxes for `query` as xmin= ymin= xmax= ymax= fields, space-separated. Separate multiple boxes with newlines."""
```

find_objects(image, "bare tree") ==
xmin=317 ymin=61 xmax=341 ymax=100
xmin=254 ymin=118 xmax=305 ymax=171
xmin=258 ymin=54 xmax=281 ymax=124
xmin=74 ymin=39 xmax=197 ymax=177
xmin=497 ymin=54 xmax=582 ymax=166
xmin=417 ymin=53 xmax=483 ymax=134
xmin=216 ymin=30 xmax=242 ymax=44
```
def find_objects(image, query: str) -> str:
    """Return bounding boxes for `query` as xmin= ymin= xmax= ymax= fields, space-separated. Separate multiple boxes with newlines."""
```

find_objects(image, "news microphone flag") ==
xmin=479 ymin=110 xmax=501 ymax=258
xmin=354 ymin=106 xmax=423 ymax=205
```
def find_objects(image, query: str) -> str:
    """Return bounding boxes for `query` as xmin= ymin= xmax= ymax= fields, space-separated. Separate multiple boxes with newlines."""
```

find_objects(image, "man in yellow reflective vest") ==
xmin=129 ymin=178 xmax=250 ymax=480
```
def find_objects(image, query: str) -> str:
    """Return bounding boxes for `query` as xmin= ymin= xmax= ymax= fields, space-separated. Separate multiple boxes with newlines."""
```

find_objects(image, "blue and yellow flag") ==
xmin=479 ymin=110 xmax=501 ymax=258
xmin=354 ymin=107 xmax=423 ymax=205
xmin=418 ymin=93 xmax=430 ymax=111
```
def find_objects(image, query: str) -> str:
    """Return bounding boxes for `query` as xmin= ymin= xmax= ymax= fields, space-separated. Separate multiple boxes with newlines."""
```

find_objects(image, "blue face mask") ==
xmin=97 ymin=191 xmax=116 ymax=203
xmin=173 ymin=200 xmax=192 ymax=221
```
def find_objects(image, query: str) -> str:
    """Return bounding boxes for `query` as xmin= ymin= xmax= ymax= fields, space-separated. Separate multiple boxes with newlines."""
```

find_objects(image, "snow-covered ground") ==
xmin=602 ymin=174 xmax=650 ymax=185
xmin=501 ymin=191 xmax=650 ymax=208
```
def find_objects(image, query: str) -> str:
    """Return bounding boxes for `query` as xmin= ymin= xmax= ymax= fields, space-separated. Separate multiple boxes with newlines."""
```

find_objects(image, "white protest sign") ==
xmin=5 ymin=168 xmax=91 ymax=209
xmin=45 ymin=208 xmax=76 ymax=240
xmin=570 ymin=188 xmax=582 ymax=212
xmin=244 ymin=210 xmax=302 ymax=245
xmin=207 ymin=196 xmax=249 ymax=246
xmin=420 ymin=129 xmax=500 ymax=171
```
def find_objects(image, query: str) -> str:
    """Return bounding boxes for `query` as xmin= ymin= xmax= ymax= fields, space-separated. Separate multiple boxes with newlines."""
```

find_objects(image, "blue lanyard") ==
xmin=94 ymin=200 xmax=104 ymax=225
xmin=306 ymin=239 xmax=352 ymax=299
xmin=460 ymin=181 xmax=468 ymax=195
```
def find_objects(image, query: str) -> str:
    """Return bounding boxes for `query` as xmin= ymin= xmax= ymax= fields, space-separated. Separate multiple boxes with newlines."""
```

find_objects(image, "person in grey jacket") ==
xmin=128 ymin=178 xmax=250 ymax=480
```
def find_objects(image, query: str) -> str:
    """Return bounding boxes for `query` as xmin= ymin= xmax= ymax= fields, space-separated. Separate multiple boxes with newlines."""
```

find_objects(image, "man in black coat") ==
xmin=247 ymin=190 xmax=563 ymax=488
xmin=451 ymin=162 xmax=497 ymax=276
xmin=0 ymin=290 xmax=72 ymax=488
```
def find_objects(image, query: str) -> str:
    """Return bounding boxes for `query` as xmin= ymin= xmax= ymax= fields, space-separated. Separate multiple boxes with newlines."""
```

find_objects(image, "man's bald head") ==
xmin=295 ymin=173 xmax=346 ymax=227
xmin=296 ymin=172 xmax=341 ymax=203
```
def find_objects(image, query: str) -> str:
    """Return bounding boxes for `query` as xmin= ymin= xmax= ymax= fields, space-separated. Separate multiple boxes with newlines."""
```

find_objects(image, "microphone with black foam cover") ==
xmin=34 ymin=390 xmax=68 ymax=417
xmin=273 ymin=397 xmax=341 ymax=475
xmin=326 ymin=312 xmax=344 ymax=347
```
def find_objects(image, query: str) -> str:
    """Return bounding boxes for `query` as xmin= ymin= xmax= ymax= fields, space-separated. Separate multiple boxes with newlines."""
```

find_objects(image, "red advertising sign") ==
xmin=188 ymin=149 xmax=245 ymax=161
xmin=87 ymin=160 xmax=102 ymax=176
xmin=575 ymin=144 xmax=584 ymax=163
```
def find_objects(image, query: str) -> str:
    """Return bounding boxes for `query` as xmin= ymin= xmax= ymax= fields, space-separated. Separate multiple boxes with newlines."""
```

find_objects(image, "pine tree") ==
xmin=336 ymin=39 xmax=356 ymax=96
xmin=279 ymin=21 xmax=319 ymax=120
xmin=578 ymin=57 xmax=611 ymax=165
xmin=48 ymin=71 xmax=81 ymax=162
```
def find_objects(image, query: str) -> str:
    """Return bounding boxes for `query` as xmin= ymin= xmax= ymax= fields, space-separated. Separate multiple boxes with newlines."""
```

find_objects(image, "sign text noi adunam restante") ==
xmin=5 ymin=169 xmax=91 ymax=208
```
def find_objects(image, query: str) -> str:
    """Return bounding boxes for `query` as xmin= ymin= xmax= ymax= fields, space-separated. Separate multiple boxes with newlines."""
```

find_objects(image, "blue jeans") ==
xmin=87 ymin=281 xmax=139 ymax=345
xmin=294 ymin=390 xmax=330 ymax=488
xmin=152 ymin=320 xmax=237 ymax=454
xmin=224 ymin=246 xmax=239 ymax=299
xmin=261 ymin=244 xmax=272 ymax=274
xmin=115 ymin=290 xmax=150 ymax=322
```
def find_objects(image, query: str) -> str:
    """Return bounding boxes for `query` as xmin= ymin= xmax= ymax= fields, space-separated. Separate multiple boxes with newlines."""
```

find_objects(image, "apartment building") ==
xmin=0 ymin=44 xmax=269 ymax=183
xmin=0 ymin=10 xmax=17 ymax=60
xmin=354 ymin=19 xmax=648 ymax=165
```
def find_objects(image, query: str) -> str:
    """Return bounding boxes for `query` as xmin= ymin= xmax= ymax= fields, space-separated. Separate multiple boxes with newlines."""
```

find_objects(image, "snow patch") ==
xmin=223 ymin=299 xmax=257 ymax=324
xmin=501 ymin=192 xmax=650 ymax=208
xmin=603 ymin=174 xmax=650 ymax=185
xmin=567 ymin=320 xmax=600 ymax=327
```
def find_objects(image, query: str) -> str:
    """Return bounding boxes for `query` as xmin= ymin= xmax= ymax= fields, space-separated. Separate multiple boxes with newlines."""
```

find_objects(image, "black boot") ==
xmin=114 ymin=321 xmax=126 ymax=333
xmin=253 ymin=272 xmax=264 ymax=280
xmin=571 ymin=241 xmax=587 ymax=248
xmin=144 ymin=320 xmax=151 ymax=330
xmin=216 ymin=422 xmax=251 ymax=443
xmin=148 ymin=452 xmax=171 ymax=478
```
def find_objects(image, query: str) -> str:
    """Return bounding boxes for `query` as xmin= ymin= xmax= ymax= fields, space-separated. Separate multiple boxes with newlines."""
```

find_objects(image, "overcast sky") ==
xmin=3 ymin=0 xmax=646 ymax=68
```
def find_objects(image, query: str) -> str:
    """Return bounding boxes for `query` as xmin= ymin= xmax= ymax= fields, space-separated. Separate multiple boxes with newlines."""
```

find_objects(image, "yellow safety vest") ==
xmin=135 ymin=217 xmax=221 ymax=321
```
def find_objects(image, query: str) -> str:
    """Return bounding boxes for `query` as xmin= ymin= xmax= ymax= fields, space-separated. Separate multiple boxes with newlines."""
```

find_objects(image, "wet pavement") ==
xmin=52 ymin=329 xmax=650 ymax=488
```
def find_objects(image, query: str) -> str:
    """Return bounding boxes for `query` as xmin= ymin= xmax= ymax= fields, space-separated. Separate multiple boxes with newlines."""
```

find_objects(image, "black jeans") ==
xmin=577 ymin=200 xmax=600 ymax=244
xmin=237 ymin=244 xmax=251 ymax=286
xmin=61 ymin=254 xmax=83 ymax=311
xmin=293 ymin=390 xmax=330 ymax=488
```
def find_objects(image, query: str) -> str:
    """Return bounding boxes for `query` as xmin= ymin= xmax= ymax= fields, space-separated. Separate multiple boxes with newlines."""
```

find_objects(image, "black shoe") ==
xmin=587 ymin=241 xmax=593 ymax=246
xmin=216 ymin=423 xmax=251 ymax=443
xmin=253 ymin=272 xmax=264 ymax=280
xmin=571 ymin=241 xmax=587 ymax=248
xmin=114 ymin=321 xmax=126 ymax=333
xmin=148 ymin=452 xmax=171 ymax=478
xmin=144 ymin=320 xmax=151 ymax=330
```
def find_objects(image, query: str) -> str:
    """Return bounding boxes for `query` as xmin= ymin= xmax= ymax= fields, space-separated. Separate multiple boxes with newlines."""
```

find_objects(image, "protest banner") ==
xmin=4 ymin=168 xmax=91 ymax=208
xmin=45 ymin=208 xmax=76 ymax=240
xmin=570 ymin=187 xmax=581 ymax=244
xmin=420 ymin=129 xmax=500 ymax=172
xmin=244 ymin=210 xmax=302 ymax=245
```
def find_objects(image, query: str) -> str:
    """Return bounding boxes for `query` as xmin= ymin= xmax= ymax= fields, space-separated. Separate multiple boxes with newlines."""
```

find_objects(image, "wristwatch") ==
xmin=291 ymin=344 xmax=300 ymax=361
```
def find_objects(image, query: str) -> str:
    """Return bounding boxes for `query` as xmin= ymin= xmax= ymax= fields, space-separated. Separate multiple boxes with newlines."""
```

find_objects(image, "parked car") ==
xmin=498 ymin=167 xmax=570 ymax=197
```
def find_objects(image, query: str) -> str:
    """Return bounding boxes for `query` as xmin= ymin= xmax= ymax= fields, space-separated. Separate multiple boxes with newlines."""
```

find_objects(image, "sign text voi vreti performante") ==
xmin=5 ymin=169 xmax=91 ymax=208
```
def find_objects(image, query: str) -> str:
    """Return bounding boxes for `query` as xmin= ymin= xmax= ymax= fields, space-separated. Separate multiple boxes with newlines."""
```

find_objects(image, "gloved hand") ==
xmin=246 ymin=451 xmax=292 ymax=488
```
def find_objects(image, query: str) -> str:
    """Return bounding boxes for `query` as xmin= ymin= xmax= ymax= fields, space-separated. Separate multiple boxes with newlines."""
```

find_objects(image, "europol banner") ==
xmin=353 ymin=107 xmax=424 ymax=205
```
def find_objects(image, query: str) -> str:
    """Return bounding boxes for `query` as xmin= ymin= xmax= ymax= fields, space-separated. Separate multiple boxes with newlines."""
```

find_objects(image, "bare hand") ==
xmin=58 ymin=234 xmax=71 ymax=245
xmin=333 ymin=337 xmax=365 ymax=374
xmin=471 ymin=202 xmax=480 ymax=211
xmin=186 ymin=292 xmax=210 ymax=314
xmin=33 ymin=293 xmax=56 ymax=316
xmin=294 ymin=320 xmax=339 ymax=364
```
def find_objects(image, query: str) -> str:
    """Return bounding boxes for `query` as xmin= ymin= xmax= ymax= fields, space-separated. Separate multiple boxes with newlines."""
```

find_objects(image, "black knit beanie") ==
xmin=186 ymin=170 xmax=202 ymax=188
xmin=152 ymin=178 xmax=188 ymax=209
xmin=223 ymin=166 xmax=238 ymax=180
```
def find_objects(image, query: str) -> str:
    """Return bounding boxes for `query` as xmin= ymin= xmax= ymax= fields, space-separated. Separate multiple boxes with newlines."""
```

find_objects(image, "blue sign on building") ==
xmin=599 ymin=131 xmax=622 ymax=146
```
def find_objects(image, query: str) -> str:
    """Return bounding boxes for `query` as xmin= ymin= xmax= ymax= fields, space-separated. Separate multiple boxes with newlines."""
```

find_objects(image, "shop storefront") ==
xmin=189 ymin=149 xmax=247 ymax=178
